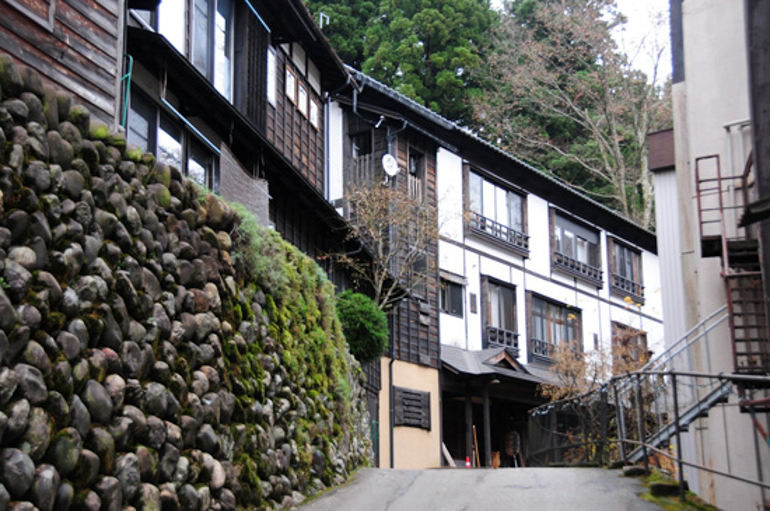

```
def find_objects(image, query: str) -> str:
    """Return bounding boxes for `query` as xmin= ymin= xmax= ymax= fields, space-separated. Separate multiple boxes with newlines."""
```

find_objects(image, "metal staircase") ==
xmin=695 ymin=153 xmax=770 ymax=377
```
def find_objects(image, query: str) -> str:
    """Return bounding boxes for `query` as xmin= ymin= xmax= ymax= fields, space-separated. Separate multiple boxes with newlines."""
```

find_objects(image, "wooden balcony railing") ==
xmin=553 ymin=251 xmax=603 ymax=286
xmin=611 ymin=273 xmax=645 ymax=304
xmin=485 ymin=325 xmax=519 ymax=356
xmin=468 ymin=211 xmax=529 ymax=255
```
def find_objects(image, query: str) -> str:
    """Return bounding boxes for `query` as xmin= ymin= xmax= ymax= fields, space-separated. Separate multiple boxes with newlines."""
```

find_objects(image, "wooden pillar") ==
xmin=483 ymin=381 xmax=492 ymax=467
xmin=465 ymin=390 xmax=473 ymax=464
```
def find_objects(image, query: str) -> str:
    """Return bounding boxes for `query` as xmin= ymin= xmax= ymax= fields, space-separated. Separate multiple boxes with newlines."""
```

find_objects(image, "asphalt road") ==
xmin=301 ymin=467 xmax=663 ymax=511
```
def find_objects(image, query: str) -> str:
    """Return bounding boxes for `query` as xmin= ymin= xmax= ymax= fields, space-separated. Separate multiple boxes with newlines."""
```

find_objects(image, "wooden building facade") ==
xmin=0 ymin=0 xmax=123 ymax=123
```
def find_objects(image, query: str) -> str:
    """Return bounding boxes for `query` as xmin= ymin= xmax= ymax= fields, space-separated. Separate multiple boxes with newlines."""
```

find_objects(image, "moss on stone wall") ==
xmin=0 ymin=53 xmax=371 ymax=510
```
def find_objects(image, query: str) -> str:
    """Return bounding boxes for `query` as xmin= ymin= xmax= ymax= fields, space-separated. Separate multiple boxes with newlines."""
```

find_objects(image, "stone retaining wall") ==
xmin=0 ymin=53 xmax=372 ymax=510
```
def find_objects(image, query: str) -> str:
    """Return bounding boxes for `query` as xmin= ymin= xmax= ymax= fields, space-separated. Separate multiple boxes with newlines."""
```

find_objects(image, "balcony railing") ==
xmin=553 ymin=251 xmax=603 ymax=286
xmin=485 ymin=326 xmax=519 ymax=356
xmin=468 ymin=211 xmax=529 ymax=255
xmin=611 ymin=273 xmax=645 ymax=304
xmin=530 ymin=339 xmax=553 ymax=361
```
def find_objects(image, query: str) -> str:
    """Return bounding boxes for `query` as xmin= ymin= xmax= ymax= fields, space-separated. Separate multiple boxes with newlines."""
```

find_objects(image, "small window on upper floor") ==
xmin=266 ymin=46 xmax=277 ymax=106
xmin=297 ymin=83 xmax=308 ymax=117
xmin=408 ymin=150 xmax=424 ymax=203
xmin=552 ymin=212 xmax=603 ymax=286
xmin=310 ymin=99 xmax=321 ymax=130
xmin=609 ymin=239 xmax=644 ymax=304
xmin=467 ymin=170 xmax=528 ymax=255
xmin=351 ymin=131 xmax=372 ymax=158
xmin=285 ymin=67 xmax=297 ymax=104
xmin=440 ymin=279 xmax=463 ymax=318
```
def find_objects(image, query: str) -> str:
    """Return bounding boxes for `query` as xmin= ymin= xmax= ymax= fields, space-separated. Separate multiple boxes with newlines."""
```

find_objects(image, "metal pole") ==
xmin=635 ymin=374 xmax=649 ymax=475
xmin=613 ymin=381 xmax=627 ymax=465
xmin=671 ymin=373 xmax=686 ymax=502
xmin=483 ymin=382 xmax=492 ymax=467
xmin=599 ymin=387 xmax=608 ymax=466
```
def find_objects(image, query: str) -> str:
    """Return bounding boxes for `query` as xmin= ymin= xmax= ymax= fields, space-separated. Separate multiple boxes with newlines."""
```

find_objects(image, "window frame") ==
xmin=611 ymin=321 xmax=648 ymax=374
xmin=407 ymin=148 xmax=425 ymax=203
xmin=439 ymin=279 xmax=464 ymax=318
xmin=127 ymin=90 xmax=218 ymax=190
xmin=266 ymin=46 xmax=277 ymax=106
xmin=527 ymin=293 xmax=582 ymax=364
xmin=481 ymin=277 xmax=519 ymax=353
xmin=551 ymin=210 xmax=603 ymax=286
xmin=608 ymin=237 xmax=645 ymax=304
xmin=466 ymin=168 xmax=529 ymax=256
xmin=156 ymin=0 xmax=234 ymax=101
xmin=285 ymin=66 xmax=297 ymax=104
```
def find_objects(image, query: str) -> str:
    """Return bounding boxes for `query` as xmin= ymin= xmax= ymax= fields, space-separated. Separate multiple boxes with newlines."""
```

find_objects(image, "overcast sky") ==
xmin=613 ymin=0 xmax=671 ymax=83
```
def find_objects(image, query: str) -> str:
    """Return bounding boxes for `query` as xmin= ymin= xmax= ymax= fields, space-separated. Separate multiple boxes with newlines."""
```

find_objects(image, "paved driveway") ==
xmin=301 ymin=467 xmax=662 ymax=510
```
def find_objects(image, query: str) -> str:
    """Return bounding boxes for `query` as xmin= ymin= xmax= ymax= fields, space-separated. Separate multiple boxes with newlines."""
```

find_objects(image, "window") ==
xmin=213 ymin=0 xmax=234 ymax=100
xmin=158 ymin=115 xmax=183 ymax=170
xmin=612 ymin=322 xmax=648 ymax=374
xmin=351 ymin=131 xmax=372 ymax=158
xmin=285 ymin=67 xmax=297 ymax=103
xmin=266 ymin=46 xmax=277 ymax=106
xmin=310 ymin=99 xmax=320 ymax=130
xmin=468 ymin=171 xmax=528 ymax=253
xmin=298 ymin=83 xmax=308 ymax=117
xmin=553 ymin=213 xmax=602 ymax=284
xmin=610 ymin=239 xmax=644 ymax=303
xmin=529 ymin=295 xmax=581 ymax=362
xmin=128 ymin=91 xmax=217 ymax=189
xmin=440 ymin=280 xmax=463 ymax=318
xmin=156 ymin=0 xmax=234 ymax=101
xmin=158 ymin=0 xmax=187 ymax=55
xmin=408 ymin=150 xmax=424 ymax=202
xmin=411 ymin=253 xmax=428 ymax=298
xmin=482 ymin=279 xmax=518 ymax=351
xmin=127 ymin=92 xmax=156 ymax=152
xmin=192 ymin=0 xmax=211 ymax=77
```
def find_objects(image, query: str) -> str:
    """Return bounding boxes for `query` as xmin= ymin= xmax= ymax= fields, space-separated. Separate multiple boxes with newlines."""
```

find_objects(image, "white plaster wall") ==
xmin=682 ymin=0 xmax=750 ymax=325
xmin=436 ymin=148 xmax=464 ymax=242
xmin=526 ymin=195 xmax=551 ymax=276
xmin=464 ymin=252 xmax=483 ymax=351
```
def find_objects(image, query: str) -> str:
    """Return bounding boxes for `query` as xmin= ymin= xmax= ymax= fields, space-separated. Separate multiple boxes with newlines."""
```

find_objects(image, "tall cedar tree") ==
xmin=303 ymin=0 xmax=378 ymax=69
xmin=306 ymin=0 xmax=497 ymax=122
xmin=472 ymin=0 xmax=671 ymax=228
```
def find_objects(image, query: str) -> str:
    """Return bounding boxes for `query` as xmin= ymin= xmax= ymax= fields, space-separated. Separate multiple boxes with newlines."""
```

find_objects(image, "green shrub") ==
xmin=335 ymin=290 xmax=389 ymax=364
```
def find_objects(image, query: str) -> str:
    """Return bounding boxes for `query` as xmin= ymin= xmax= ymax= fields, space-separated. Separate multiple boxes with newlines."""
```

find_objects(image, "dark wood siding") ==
xmin=234 ymin=11 xmax=268 ymax=132
xmin=267 ymin=48 xmax=325 ymax=194
xmin=0 ymin=0 xmax=120 ymax=122
xmin=390 ymin=132 xmax=440 ymax=369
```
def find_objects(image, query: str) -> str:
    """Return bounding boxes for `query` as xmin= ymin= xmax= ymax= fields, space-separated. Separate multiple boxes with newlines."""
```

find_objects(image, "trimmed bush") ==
xmin=336 ymin=290 xmax=389 ymax=364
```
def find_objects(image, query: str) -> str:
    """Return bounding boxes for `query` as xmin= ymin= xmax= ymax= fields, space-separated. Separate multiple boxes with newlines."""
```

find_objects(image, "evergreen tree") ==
xmin=304 ymin=0 xmax=378 ymax=69
xmin=362 ymin=0 xmax=496 ymax=122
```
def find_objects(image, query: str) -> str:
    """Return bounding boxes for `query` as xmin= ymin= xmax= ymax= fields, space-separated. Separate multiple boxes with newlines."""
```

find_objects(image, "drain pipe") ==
xmin=389 ymin=334 xmax=395 ymax=468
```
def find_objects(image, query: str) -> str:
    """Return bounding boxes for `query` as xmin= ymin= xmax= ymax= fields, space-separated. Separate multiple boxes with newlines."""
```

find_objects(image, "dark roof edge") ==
xmin=347 ymin=68 xmax=658 ymax=254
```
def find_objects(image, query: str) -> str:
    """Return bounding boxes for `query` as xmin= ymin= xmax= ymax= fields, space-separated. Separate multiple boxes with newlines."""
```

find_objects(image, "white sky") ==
xmin=613 ymin=0 xmax=672 ymax=83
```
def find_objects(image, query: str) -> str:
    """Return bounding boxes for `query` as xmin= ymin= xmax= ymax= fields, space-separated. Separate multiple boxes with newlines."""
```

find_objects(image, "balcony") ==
xmin=611 ymin=273 xmax=645 ymax=304
xmin=530 ymin=339 xmax=553 ymax=362
xmin=553 ymin=251 xmax=603 ymax=287
xmin=485 ymin=326 xmax=519 ymax=356
xmin=468 ymin=211 xmax=529 ymax=256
